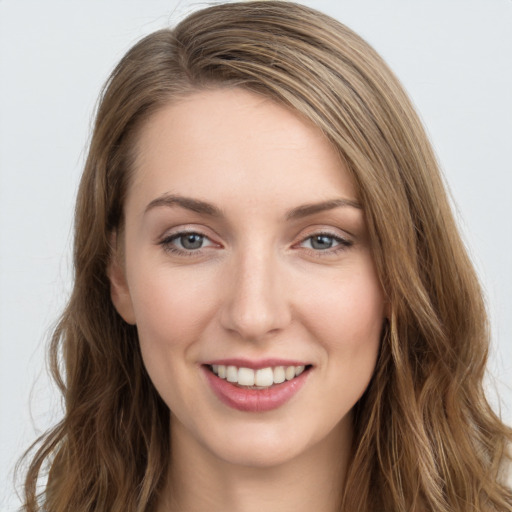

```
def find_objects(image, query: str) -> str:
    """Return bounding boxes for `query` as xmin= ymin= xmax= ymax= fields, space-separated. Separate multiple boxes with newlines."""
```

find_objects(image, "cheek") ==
xmin=303 ymin=265 xmax=385 ymax=349
xmin=300 ymin=263 xmax=384 ymax=402
xmin=128 ymin=266 xmax=218 ymax=409
xmin=129 ymin=264 xmax=216 ymax=344
xmin=126 ymin=264 xmax=219 ymax=402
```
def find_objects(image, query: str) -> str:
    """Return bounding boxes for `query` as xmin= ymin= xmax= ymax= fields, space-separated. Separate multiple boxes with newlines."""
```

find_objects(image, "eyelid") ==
xmin=300 ymin=233 xmax=349 ymax=247
xmin=170 ymin=232 xmax=215 ymax=248
xmin=157 ymin=224 xmax=220 ymax=242
xmin=296 ymin=225 xmax=353 ymax=242
xmin=292 ymin=227 xmax=354 ymax=255
xmin=157 ymin=225 xmax=223 ymax=256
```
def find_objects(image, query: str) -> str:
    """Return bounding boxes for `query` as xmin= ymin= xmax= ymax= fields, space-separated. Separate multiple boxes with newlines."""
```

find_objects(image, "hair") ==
xmin=19 ymin=1 xmax=512 ymax=511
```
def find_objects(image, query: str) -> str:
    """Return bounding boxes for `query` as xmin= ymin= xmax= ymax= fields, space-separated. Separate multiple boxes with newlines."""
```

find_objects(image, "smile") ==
xmin=209 ymin=364 xmax=307 ymax=388
xmin=203 ymin=362 xmax=312 ymax=412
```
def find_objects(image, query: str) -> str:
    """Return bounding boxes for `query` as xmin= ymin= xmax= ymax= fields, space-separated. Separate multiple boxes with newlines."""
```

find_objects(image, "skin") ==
xmin=109 ymin=88 xmax=386 ymax=512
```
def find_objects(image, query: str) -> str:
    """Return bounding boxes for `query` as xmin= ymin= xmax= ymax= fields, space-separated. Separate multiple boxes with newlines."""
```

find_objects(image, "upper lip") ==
xmin=202 ymin=358 xmax=311 ymax=370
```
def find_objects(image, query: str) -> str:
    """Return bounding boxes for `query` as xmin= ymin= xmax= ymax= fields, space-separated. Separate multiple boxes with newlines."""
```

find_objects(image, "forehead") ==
xmin=127 ymin=88 xmax=357 ymax=215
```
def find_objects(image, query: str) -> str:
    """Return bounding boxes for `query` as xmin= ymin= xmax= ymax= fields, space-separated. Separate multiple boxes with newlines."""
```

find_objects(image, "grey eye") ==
xmin=309 ymin=235 xmax=336 ymax=250
xmin=299 ymin=233 xmax=352 ymax=253
xmin=179 ymin=233 xmax=205 ymax=250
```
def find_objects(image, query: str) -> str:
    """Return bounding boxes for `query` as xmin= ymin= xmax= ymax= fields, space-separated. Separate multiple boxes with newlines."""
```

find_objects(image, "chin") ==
xmin=199 ymin=414 xmax=346 ymax=470
xmin=213 ymin=437 xmax=308 ymax=469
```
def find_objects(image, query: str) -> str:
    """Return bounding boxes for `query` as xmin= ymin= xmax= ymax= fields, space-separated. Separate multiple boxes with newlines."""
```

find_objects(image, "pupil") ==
xmin=181 ymin=234 xmax=203 ymax=250
xmin=311 ymin=235 xmax=333 ymax=250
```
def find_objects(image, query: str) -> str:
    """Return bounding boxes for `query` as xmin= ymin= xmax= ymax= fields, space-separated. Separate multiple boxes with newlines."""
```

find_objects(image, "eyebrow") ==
xmin=145 ymin=194 xmax=222 ymax=217
xmin=144 ymin=193 xmax=361 ymax=219
xmin=285 ymin=198 xmax=362 ymax=220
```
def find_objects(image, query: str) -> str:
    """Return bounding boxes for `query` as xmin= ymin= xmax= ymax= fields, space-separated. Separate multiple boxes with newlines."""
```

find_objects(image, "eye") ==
xmin=299 ymin=233 xmax=352 ymax=252
xmin=160 ymin=231 xmax=217 ymax=255
xmin=174 ymin=233 xmax=209 ymax=250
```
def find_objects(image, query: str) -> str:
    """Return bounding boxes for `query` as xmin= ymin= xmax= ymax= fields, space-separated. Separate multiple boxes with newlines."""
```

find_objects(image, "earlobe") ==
xmin=107 ymin=233 xmax=137 ymax=325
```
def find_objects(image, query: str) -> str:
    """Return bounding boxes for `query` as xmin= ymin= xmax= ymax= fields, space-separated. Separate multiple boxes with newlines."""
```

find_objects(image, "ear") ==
xmin=107 ymin=232 xmax=136 ymax=325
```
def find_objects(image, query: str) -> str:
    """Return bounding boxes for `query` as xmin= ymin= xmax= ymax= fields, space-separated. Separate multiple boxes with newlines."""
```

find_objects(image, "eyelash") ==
xmin=297 ymin=232 xmax=353 ymax=256
xmin=158 ymin=230 xmax=353 ymax=257
xmin=159 ymin=231 xmax=218 ymax=257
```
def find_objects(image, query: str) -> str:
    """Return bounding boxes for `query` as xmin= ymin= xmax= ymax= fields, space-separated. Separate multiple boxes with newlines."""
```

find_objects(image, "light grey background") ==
xmin=1 ymin=1 xmax=511 ymax=509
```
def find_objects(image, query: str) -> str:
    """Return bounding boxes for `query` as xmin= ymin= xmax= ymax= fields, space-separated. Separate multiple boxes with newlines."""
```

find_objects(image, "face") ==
xmin=110 ymin=88 xmax=385 ymax=468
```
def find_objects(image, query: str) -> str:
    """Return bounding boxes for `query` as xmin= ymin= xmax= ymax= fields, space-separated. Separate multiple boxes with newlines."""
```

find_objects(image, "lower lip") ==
xmin=203 ymin=366 xmax=310 ymax=412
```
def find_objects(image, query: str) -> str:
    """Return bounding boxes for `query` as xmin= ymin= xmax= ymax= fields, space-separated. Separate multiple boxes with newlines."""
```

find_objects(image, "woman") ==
xmin=20 ymin=1 xmax=512 ymax=511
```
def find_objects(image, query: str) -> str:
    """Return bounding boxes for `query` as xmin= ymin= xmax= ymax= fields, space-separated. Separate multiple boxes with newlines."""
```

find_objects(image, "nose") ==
xmin=220 ymin=247 xmax=292 ymax=342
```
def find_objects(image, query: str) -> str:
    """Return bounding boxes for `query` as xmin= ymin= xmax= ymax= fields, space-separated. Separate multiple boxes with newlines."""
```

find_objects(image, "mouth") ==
xmin=205 ymin=363 xmax=312 ymax=389
xmin=202 ymin=362 xmax=312 ymax=412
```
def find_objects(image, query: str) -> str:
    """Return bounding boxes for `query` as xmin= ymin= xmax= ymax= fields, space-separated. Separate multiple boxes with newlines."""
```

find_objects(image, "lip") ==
xmin=202 ymin=363 xmax=311 ymax=412
xmin=203 ymin=358 xmax=310 ymax=370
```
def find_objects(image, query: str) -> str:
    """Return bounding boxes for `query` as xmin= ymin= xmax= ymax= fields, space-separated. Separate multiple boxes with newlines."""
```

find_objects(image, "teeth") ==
xmin=226 ymin=365 xmax=238 ymax=383
xmin=238 ymin=367 xmax=255 ymax=386
xmin=273 ymin=366 xmax=285 ymax=384
xmin=210 ymin=364 xmax=308 ymax=388
xmin=255 ymin=367 xmax=274 ymax=387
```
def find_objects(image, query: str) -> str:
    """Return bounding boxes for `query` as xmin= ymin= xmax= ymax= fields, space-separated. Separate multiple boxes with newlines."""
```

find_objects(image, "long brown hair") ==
xmin=20 ymin=2 xmax=512 ymax=511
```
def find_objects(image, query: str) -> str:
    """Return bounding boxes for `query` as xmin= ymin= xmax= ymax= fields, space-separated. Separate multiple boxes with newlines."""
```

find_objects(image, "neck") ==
xmin=157 ymin=416 xmax=352 ymax=512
